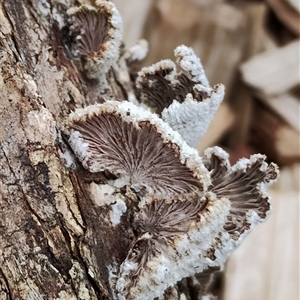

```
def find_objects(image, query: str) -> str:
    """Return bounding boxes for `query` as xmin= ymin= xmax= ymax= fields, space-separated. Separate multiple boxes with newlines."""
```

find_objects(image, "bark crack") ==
xmin=75 ymin=241 xmax=105 ymax=299
xmin=0 ymin=267 xmax=12 ymax=300
xmin=1 ymin=3 xmax=24 ymax=64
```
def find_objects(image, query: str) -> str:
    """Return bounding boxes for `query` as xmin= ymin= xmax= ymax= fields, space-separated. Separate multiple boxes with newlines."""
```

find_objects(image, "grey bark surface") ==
xmin=0 ymin=1 xmax=132 ymax=299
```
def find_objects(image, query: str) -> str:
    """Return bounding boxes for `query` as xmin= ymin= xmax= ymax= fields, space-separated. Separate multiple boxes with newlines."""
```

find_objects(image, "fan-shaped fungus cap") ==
xmin=116 ymin=148 xmax=279 ymax=300
xmin=67 ymin=0 xmax=122 ymax=78
xmin=63 ymin=100 xmax=211 ymax=195
xmin=116 ymin=191 xmax=230 ymax=300
xmin=203 ymin=146 xmax=279 ymax=240
xmin=136 ymin=45 xmax=224 ymax=147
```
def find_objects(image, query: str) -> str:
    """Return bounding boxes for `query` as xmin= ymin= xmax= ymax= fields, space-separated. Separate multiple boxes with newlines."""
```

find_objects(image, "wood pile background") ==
xmin=111 ymin=0 xmax=299 ymax=299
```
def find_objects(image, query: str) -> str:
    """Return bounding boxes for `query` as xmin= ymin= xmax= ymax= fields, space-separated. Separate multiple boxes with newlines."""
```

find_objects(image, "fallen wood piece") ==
xmin=250 ymin=103 xmax=300 ymax=166
xmin=224 ymin=190 xmax=300 ymax=300
xmin=260 ymin=92 xmax=300 ymax=132
xmin=142 ymin=0 xmax=249 ymax=99
xmin=266 ymin=0 xmax=300 ymax=35
xmin=286 ymin=0 xmax=300 ymax=14
xmin=240 ymin=39 xmax=300 ymax=96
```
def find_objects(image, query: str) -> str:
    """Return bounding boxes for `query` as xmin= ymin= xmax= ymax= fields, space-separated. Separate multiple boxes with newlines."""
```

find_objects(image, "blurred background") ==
xmin=86 ymin=0 xmax=300 ymax=298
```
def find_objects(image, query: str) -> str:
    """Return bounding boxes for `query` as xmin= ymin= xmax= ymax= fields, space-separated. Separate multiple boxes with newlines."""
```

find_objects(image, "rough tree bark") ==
xmin=0 ymin=1 xmax=279 ymax=300
xmin=0 ymin=0 xmax=133 ymax=299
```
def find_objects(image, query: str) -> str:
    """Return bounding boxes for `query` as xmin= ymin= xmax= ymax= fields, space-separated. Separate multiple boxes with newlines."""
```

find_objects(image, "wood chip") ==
xmin=240 ymin=39 xmax=300 ymax=96
xmin=261 ymin=92 xmax=300 ymax=132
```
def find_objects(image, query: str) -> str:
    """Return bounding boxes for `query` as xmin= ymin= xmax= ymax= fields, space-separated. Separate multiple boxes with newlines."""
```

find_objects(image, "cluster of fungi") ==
xmin=61 ymin=1 xmax=279 ymax=299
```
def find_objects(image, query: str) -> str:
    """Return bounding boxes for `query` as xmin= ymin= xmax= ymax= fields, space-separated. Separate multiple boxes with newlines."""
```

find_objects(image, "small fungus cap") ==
xmin=67 ymin=1 xmax=122 ymax=78
xmin=136 ymin=45 xmax=225 ymax=147
xmin=203 ymin=146 xmax=279 ymax=240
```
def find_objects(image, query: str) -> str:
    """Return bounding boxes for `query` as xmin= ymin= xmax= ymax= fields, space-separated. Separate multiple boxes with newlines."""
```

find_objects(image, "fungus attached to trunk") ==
xmin=136 ymin=45 xmax=224 ymax=147
xmin=67 ymin=0 xmax=122 ymax=79
xmin=203 ymin=146 xmax=279 ymax=240
xmin=63 ymin=100 xmax=210 ymax=195
xmin=116 ymin=152 xmax=278 ymax=300
xmin=62 ymin=44 xmax=279 ymax=300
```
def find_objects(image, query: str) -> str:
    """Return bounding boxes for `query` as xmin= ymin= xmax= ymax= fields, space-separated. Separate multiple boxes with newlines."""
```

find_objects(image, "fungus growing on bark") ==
xmin=116 ymin=151 xmax=278 ymax=300
xmin=63 ymin=100 xmax=210 ymax=195
xmin=63 ymin=45 xmax=279 ymax=300
xmin=67 ymin=0 xmax=122 ymax=79
xmin=203 ymin=146 xmax=278 ymax=240
xmin=136 ymin=45 xmax=224 ymax=147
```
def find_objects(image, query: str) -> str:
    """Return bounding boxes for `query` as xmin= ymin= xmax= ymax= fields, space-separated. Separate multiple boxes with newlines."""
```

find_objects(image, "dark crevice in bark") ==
xmin=75 ymin=241 xmax=106 ymax=299
xmin=68 ymin=173 xmax=111 ymax=297
xmin=0 ymin=267 xmax=12 ymax=300
xmin=2 ymin=1 xmax=34 ymax=70
xmin=68 ymin=171 xmax=134 ymax=299
xmin=0 ymin=4 xmax=22 ymax=64
xmin=1 ymin=147 xmax=82 ymax=294
xmin=42 ymin=247 xmax=73 ymax=284
xmin=69 ymin=172 xmax=88 ymax=229
xmin=50 ymin=20 xmax=83 ymax=86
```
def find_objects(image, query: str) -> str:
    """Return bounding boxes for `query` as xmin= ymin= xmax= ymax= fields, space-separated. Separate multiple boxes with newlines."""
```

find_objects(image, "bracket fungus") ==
xmin=136 ymin=45 xmax=224 ymax=147
xmin=63 ymin=43 xmax=279 ymax=299
xmin=115 ymin=150 xmax=278 ymax=300
xmin=64 ymin=100 xmax=210 ymax=195
xmin=66 ymin=0 xmax=122 ymax=79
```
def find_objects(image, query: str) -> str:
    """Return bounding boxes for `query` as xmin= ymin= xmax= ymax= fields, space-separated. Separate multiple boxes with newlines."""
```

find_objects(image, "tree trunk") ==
xmin=0 ymin=2 xmax=279 ymax=300
xmin=0 ymin=1 xmax=132 ymax=298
